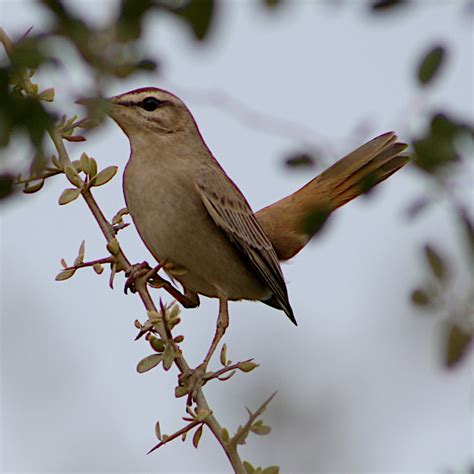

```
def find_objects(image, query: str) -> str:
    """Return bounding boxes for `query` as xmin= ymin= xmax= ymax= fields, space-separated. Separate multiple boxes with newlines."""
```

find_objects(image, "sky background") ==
xmin=1 ymin=1 xmax=473 ymax=473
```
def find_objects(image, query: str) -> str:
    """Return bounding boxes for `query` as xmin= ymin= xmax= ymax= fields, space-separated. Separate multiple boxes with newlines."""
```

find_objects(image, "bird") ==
xmin=93 ymin=87 xmax=409 ymax=368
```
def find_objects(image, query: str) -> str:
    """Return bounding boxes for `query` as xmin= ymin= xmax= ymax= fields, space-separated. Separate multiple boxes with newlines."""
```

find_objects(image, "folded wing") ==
xmin=196 ymin=167 xmax=296 ymax=324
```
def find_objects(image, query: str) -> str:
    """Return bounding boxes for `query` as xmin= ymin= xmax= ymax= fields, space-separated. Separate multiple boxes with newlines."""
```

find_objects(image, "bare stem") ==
xmin=147 ymin=420 xmax=201 ymax=455
xmin=230 ymin=391 xmax=277 ymax=449
xmin=206 ymin=359 xmax=254 ymax=382
xmin=65 ymin=256 xmax=114 ymax=271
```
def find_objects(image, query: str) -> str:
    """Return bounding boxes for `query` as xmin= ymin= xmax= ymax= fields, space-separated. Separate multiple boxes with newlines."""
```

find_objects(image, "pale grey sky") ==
xmin=1 ymin=1 xmax=473 ymax=473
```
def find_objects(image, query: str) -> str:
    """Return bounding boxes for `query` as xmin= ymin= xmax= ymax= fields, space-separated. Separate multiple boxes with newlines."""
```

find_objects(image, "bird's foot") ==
xmin=124 ymin=261 xmax=162 ymax=294
xmin=124 ymin=261 xmax=200 ymax=309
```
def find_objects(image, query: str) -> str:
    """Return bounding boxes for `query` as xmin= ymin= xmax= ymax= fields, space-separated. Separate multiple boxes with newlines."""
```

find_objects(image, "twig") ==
xmin=64 ymin=256 xmax=114 ymax=271
xmin=230 ymin=391 xmax=277 ymax=449
xmin=205 ymin=358 xmax=255 ymax=382
xmin=147 ymin=420 xmax=201 ymax=455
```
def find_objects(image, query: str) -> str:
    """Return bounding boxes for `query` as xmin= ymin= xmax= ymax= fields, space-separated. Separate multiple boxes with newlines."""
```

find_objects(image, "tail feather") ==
xmin=256 ymin=132 xmax=410 ymax=261
xmin=330 ymin=141 xmax=409 ymax=207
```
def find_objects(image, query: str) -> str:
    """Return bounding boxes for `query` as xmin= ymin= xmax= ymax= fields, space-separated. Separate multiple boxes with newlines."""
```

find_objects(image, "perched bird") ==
xmin=98 ymin=87 xmax=409 ymax=367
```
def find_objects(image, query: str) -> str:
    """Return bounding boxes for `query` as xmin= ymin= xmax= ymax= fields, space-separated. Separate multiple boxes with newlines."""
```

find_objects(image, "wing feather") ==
xmin=196 ymin=168 xmax=296 ymax=324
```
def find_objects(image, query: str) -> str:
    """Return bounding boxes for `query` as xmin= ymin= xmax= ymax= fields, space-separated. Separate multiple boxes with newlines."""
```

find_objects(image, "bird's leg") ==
xmin=183 ymin=298 xmax=229 ymax=404
xmin=151 ymin=278 xmax=200 ymax=309
xmin=124 ymin=261 xmax=199 ymax=308
xmin=201 ymin=297 xmax=229 ymax=369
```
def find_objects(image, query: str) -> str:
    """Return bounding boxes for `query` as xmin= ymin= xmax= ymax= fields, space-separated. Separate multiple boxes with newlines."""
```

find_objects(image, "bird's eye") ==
xmin=141 ymin=97 xmax=162 ymax=112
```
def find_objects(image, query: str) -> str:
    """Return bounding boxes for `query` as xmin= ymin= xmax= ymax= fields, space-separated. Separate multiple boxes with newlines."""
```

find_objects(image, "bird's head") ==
xmin=78 ymin=87 xmax=197 ymax=138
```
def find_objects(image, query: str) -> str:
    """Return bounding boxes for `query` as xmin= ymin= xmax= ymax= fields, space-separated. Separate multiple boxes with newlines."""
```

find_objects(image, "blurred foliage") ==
xmin=445 ymin=323 xmax=473 ymax=369
xmin=301 ymin=206 xmax=332 ymax=238
xmin=370 ymin=0 xmax=411 ymax=13
xmin=0 ymin=0 xmax=216 ymax=200
xmin=285 ymin=151 xmax=316 ymax=169
xmin=417 ymin=45 xmax=446 ymax=86
xmin=413 ymin=113 xmax=473 ymax=173
xmin=411 ymin=243 xmax=473 ymax=368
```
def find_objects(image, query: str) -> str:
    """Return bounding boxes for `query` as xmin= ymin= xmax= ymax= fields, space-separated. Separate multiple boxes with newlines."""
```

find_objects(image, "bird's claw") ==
xmin=124 ymin=261 xmax=152 ymax=294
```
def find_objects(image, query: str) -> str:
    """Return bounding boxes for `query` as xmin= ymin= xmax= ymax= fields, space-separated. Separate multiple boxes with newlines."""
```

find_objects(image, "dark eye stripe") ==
xmin=115 ymin=97 xmax=170 ymax=109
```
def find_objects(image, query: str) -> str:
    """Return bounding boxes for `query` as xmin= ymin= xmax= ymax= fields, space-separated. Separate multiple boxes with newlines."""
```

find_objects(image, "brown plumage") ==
xmin=256 ymin=131 xmax=409 ymax=260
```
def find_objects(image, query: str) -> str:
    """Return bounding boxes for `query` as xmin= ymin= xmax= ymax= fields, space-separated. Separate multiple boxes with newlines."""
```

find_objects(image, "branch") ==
xmin=230 ymin=391 xmax=277 ymax=449
xmin=147 ymin=420 xmax=201 ymax=455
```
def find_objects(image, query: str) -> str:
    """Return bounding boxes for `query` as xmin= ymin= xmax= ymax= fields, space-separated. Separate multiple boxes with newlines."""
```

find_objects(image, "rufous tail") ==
xmin=256 ymin=132 xmax=409 ymax=261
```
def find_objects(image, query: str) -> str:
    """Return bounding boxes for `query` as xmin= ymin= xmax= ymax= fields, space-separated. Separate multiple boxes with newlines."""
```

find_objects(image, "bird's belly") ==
xmin=123 ymin=171 xmax=269 ymax=301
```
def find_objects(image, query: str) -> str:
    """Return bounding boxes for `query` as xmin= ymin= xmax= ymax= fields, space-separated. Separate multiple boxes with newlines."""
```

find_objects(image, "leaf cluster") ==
xmin=411 ymin=244 xmax=473 ymax=368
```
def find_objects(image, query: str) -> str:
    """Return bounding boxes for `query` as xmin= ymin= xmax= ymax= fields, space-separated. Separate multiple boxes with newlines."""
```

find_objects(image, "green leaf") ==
xmin=91 ymin=165 xmax=118 ymax=187
xmin=65 ymin=168 xmax=82 ymax=185
xmin=55 ymin=268 xmax=76 ymax=281
xmin=459 ymin=207 xmax=474 ymax=261
xmin=58 ymin=187 xmax=81 ymax=205
xmin=137 ymin=59 xmax=157 ymax=72
xmin=9 ymin=37 xmax=48 ymax=70
xmin=23 ymin=179 xmax=45 ymax=194
xmin=162 ymin=344 xmax=175 ymax=371
xmin=149 ymin=337 xmax=166 ymax=353
xmin=79 ymin=152 xmax=90 ymax=175
xmin=263 ymin=0 xmax=283 ymax=9
xmin=147 ymin=310 xmax=162 ymax=325
xmin=116 ymin=0 xmax=154 ymax=41
xmin=175 ymin=385 xmax=188 ymax=398
xmin=155 ymin=421 xmax=162 ymax=440
xmin=417 ymin=45 xmax=446 ymax=86
xmin=410 ymin=289 xmax=431 ymax=307
xmin=0 ymin=174 xmax=15 ymax=199
xmin=93 ymin=263 xmax=104 ymax=275
xmin=371 ymin=0 xmax=409 ymax=12
xmin=221 ymin=427 xmax=230 ymax=442
xmin=285 ymin=152 xmax=315 ymax=169
xmin=262 ymin=467 xmax=280 ymax=474
xmin=192 ymin=424 xmax=203 ymax=448
xmin=65 ymin=165 xmax=83 ymax=187
xmin=424 ymin=244 xmax=447 ymax=281
xmin=106 ymin=238 xmax=120 ymax=256
xmin=89 ymin=158 xmax=98 ymax=178
xmin=167 ymin=0 xmax=215 ymax=41
xmin=251 ymin=422 xmax=271 ymax=435
xmin=136 ymin=354 xmax=162 ymax=373
xmin=412 ymin=112 xmax=473 ymax=173
xmin=220 ymin=343 xmax=227 ymax=366
xmin=38 ymin=88 xmax=55 ymax=102
xmin=445 ymin=324 xmax=473 ymax=369
xmin=75 ymin=240 xmax=85 ymax=265
xmin=244 ymin=461 xmax=255 ymax=474
xmin=238 ymin=361 xmax=259 ymax=373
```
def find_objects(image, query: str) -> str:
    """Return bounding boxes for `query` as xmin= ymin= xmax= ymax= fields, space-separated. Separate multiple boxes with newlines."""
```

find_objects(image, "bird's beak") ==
xmin=75 ymin=96 xmax=115 ymax=126
xmin=76 ymin=96 xmax=112 ymax=113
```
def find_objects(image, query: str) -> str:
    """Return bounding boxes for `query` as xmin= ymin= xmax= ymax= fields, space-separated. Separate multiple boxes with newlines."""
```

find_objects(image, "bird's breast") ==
xmin=122 ymin=159 xmax=269 ymax=301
